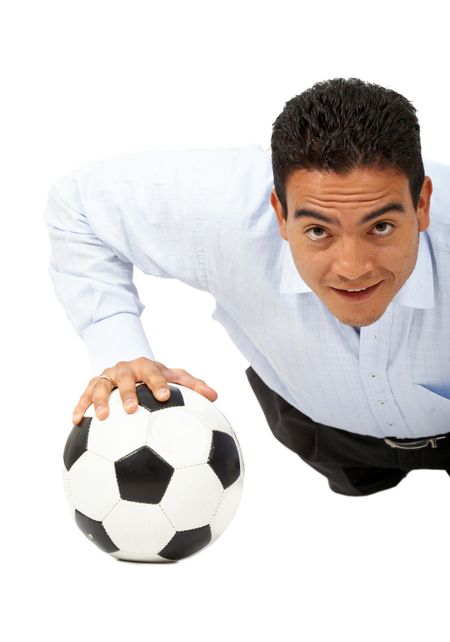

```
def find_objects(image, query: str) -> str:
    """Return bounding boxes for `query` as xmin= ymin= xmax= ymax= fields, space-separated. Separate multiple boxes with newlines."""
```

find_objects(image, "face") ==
xmin=271 ymin=166 xmax=432 ymax=327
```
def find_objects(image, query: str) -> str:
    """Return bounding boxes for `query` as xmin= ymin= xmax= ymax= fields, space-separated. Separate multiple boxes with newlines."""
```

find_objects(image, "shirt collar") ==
xmin=278 ymin=231 xmax=434 ymax=309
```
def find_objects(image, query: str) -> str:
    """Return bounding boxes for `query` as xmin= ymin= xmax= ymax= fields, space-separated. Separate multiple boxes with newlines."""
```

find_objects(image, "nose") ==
xmin=331 ymin=237 xmax=375 ymax=281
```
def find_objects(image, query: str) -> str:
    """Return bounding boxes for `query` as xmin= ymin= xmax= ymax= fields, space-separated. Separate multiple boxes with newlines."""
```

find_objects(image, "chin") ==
xmin=336 ymin=309 xmax=386 ymax=327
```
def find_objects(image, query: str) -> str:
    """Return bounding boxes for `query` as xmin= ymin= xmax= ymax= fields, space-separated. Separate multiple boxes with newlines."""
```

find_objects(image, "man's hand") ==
xmin=71 ymin=357 xmax=218 ymax=425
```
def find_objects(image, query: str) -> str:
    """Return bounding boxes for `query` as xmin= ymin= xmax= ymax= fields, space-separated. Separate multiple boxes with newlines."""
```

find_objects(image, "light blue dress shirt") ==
xmin=43 ymin=144 xmax=450 ymax=439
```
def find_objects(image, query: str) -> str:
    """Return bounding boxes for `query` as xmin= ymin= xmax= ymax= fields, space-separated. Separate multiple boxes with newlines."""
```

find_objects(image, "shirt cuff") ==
xmin=81 ymin=312 xmax=155 ymax=375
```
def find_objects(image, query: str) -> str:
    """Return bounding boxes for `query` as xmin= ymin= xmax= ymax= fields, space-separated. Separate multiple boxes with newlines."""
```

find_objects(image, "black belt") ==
xmin=384 ymin=436 xmax=447 ymax=450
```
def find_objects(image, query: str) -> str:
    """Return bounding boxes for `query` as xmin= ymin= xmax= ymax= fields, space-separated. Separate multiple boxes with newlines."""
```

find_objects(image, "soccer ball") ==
xmin=62 ymin=382 xmax=244 ymax=562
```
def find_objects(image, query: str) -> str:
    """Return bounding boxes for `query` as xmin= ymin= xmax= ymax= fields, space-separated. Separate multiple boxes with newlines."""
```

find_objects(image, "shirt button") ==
xmin=377 ymin=400 xmax=385 ymax=405
xmin=369 ymin=373 xmax=376 ymax=378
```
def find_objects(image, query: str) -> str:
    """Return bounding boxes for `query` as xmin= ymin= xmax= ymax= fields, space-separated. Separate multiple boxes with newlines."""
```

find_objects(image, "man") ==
xmin=44 ymin=77 xmax=450 ymax=497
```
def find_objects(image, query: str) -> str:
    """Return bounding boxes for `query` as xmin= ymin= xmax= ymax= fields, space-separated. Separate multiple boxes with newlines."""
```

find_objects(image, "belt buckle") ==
xmin=384 ymin=436 xmax=446 ymax=450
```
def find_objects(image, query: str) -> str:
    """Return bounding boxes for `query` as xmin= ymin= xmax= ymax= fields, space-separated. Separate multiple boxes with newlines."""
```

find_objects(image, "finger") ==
xmin=72 ymin=384 xmax=98 ymax=424
xmin=142 ymin=369 xmax=172 ymax=401
xmin=167 ymin=369 xmax=218 ymax=401
xmin=72 ymin=369 xmax=117 ymax=424
xmin=91 ymin=376 xmax=116 ymax=420
xmin=115 ymin=370 xmax=142 ymax=413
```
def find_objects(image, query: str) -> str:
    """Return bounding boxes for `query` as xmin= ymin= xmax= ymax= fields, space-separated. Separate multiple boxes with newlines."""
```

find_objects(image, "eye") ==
xmin=305 ymin=226 xmax=330 ymax=241
xmin=372 ymin=221 xmax=394 ymax=236
xmin=304 ymin=221 xmax=395 ymax=242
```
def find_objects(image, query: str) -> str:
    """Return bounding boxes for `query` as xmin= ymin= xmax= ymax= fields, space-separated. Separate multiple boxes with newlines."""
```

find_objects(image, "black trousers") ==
xmin=245 ymin=366 xmax=450 ymax=496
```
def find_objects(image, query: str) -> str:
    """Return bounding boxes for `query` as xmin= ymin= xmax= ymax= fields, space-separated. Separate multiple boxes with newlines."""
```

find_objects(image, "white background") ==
xmin=2 ymin=1 xmax=449 ymax=640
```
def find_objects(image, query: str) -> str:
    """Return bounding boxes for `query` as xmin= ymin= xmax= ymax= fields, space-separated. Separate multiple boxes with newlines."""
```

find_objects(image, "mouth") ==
xmin=330 ymin=280 xmax=383 ymax=302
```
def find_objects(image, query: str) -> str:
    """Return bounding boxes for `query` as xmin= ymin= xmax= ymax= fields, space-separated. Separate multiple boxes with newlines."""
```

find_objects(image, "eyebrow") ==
xmin=293 ymin=201 xmax=406 ymax=226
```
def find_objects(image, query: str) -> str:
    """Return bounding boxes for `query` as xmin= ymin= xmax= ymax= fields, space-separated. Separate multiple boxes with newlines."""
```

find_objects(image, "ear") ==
xmin=270 ymin=189 xmax=288 ymax=240
xmin=417 ymin=176 xmax=432 ymax=232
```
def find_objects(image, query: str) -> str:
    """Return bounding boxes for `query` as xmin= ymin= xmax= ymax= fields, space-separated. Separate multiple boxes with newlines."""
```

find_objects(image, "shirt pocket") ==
xmin=413 ymin=384 xmax=450 ymax=433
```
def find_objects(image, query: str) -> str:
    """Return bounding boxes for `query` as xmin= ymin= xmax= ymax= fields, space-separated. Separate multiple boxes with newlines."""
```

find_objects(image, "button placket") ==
xmin=359 ymin=307 xmax=409 ymax=435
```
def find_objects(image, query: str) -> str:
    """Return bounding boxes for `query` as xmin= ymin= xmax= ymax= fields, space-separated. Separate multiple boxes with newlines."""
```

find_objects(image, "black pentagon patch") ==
xmin=63 ymin=416 xmax=92 ymax=471
xmin=136 ymin=383 xmax=185 ymax=412
xmin=159 ymin=525 xmax=212 ymax=560
xmin=74 ymin=509 xmax=119 ymax=553
xmin=208 ymin=430 xmax=241 ymax=489
xmin=115 ymin=446 xmax=174 ymax=503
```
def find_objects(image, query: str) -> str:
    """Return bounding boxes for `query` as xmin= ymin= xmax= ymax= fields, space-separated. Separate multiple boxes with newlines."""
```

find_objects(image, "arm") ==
xmin=43 ymin=144 xmax=269 ymax=374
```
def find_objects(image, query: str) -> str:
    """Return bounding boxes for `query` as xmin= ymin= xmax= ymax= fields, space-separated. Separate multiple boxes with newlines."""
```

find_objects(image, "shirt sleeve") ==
xmin=43 ymin=144 xmax=270 ymax=374
xmin=42 ymin=147 xmax=222 ymax=374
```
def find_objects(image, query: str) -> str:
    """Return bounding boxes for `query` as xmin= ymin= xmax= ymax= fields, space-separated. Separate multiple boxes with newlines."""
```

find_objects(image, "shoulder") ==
xmin=55 ymin=143 xmax=273 ymax=200
xmin=424 ymin=158 xmax=450 ymax=222
xmin=424 ymin=158 xmax=450 ymax=254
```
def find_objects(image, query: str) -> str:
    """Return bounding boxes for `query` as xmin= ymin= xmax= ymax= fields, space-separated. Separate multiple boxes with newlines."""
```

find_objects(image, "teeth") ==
xmin=347 ymin=288 xmax=368 ymax=292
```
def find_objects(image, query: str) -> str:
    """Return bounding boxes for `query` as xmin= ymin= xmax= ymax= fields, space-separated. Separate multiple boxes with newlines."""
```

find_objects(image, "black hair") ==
xmin=271 ymin=77 xmax=425 ymax=219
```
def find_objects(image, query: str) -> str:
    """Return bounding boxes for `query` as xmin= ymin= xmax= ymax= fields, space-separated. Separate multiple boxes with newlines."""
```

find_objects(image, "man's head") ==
xmin=270 ymin=77 xmax=432 ymax=327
